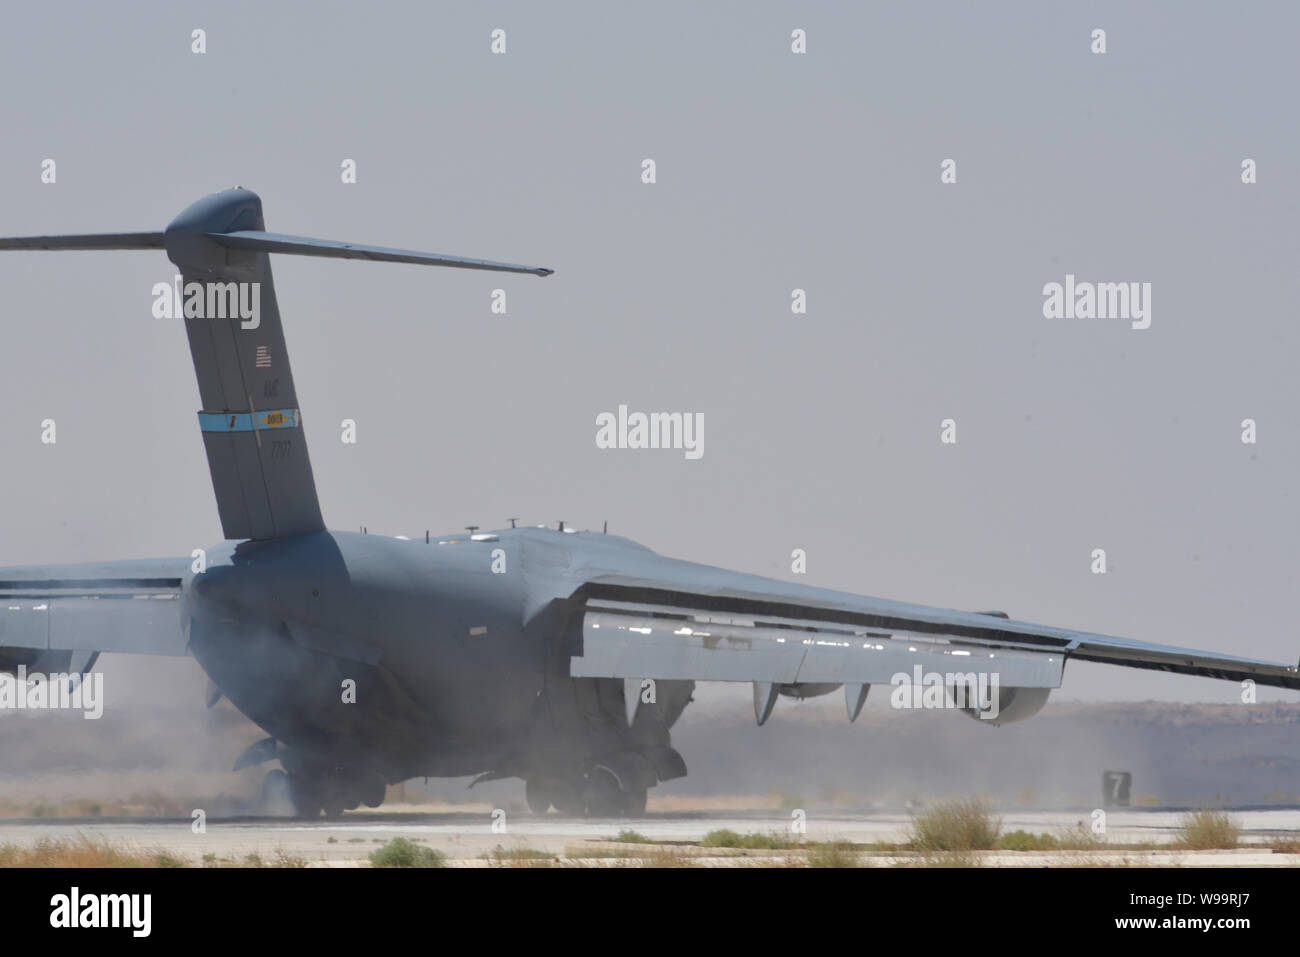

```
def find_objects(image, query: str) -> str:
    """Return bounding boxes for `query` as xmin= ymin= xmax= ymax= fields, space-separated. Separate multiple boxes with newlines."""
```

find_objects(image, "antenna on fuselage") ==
xmin=508 ymin=518 xmax=518 ymax=529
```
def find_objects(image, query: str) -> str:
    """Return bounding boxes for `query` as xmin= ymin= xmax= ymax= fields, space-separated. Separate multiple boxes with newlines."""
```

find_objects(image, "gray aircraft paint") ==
xmin=0 ymin=190 xmax=1295 ymax=815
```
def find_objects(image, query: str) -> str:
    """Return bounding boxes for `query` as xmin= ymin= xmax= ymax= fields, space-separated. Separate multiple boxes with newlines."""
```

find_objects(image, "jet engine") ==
xmin=958 ymin=685 xmax=1051 ymax=727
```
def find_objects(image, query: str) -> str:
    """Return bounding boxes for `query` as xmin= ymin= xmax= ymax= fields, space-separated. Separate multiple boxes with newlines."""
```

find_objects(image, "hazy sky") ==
xmin=1 ymin=2 xmax=1297 ymax=704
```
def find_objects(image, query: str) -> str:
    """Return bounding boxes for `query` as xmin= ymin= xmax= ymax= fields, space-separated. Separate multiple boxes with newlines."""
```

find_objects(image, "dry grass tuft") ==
xmin=1266 ymin=834 xmax=1300 ymax=854
xmin=484 ymin=845 xmax=557 ymax=866
xmin=0 ymin=834 xmax=162 ymax=867
xmin=1177 ymin=809 xmax=1239 ymax=850
xmin=909 ymin=796 xmax=1001 ymax=852
xmin=805 ymin=841 xmax=862 ymax=868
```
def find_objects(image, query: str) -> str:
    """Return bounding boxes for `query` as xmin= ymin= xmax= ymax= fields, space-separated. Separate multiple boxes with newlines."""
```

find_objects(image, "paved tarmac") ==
xmin=0 ymin=805 xmax=1296 ymax=866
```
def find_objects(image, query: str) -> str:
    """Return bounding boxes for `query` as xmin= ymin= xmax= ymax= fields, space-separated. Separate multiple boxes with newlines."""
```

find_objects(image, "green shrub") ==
xmin=699 ymin=829 xmax=791 ymax=849
xmin=369 ymin=837 xmax=447 ymax=868
xmin=995 ymin=830 xmax=1058 ymax=851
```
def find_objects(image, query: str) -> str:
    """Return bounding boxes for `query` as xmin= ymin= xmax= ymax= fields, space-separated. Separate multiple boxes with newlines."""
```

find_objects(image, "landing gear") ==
xmin=321 ymin=793 xmax=345 ymax=819
xmin=527 ymin=769 xmax=648 ymax=817
xmin=620 ymin=786 xmax=648 ymax=816
xmin=584 ymin=767 xmax=647 ymax=817
xmin=359 ymin=773 xmax=387 ymax=809
xmin=261 ymin=768 xmax=293 ymax=815
xmin=525 ymin=779 xmax=553 ymax=814
xmin=287 ymin=772 xmax=323 ymax=818
xmin=551 ymin=779 xmax=587 ymax=816
xmin=275 ymin=756 xmax=386 ymax=818
xmin=583 ymin=766 xmax=625 ymax=817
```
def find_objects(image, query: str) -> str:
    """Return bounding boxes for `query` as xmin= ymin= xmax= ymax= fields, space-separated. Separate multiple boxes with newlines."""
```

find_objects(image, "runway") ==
xmin=1 ymin=806 xmax=1297 ymax=866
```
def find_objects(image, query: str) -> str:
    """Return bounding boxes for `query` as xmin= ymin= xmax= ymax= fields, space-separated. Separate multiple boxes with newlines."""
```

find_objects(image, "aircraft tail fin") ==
xmin=0 ymin=187 xmax=552 ymax=541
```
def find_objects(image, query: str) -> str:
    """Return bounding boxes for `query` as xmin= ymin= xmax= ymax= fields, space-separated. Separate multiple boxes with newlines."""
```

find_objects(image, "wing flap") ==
xmin=548 ymin=542 xmax=1299 ymax=691
xmin=0 ymin=560 xmax=188 ymax=658
xmin=574 ymin=606 xmax=1064 ymax=688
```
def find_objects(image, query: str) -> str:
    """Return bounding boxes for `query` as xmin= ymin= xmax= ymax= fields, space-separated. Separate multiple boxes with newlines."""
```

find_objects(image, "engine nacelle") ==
xmin=959 ymin=685 xmax=1051 ymax=727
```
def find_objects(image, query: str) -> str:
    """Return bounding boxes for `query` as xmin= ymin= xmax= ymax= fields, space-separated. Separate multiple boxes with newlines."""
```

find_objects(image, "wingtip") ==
xmin=536 ymin=267 xmax=555 ymax=277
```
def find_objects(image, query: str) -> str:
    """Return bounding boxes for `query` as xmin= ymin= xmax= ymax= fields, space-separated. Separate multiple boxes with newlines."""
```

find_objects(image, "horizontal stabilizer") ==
xmin=0 ymin=232 xmax=164 ymax=251
xmin=207 ymin=231 xmax=554 ymax=276
xmin=0 ymin=186 xmax=553 ymax=541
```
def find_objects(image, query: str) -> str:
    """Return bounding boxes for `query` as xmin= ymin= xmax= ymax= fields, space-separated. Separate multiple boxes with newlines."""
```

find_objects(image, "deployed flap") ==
xmin=534 ymin=530 xmax=1300 ymax=691
xmin=575 ymin=605 xmax=1064 ymax=689
xmin=0 ymin=559 xmax=187 ymax=657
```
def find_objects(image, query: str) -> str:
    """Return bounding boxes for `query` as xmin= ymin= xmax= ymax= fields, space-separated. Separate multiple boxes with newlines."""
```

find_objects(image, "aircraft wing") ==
xmin=546 ymin=538 xmax=1300 ymax=694
xmin=0 ymin=559 xmax=189 ymax=660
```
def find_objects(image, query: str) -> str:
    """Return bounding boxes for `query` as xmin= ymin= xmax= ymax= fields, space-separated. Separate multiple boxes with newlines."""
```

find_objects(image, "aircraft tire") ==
xmin=620 ymin=787 xmax=648 ymax=817
xmin=261 ymin=768 xmax=291 ymax=813
xmin=320 ymin=777 xmax=349 ymax=818
xmin=551 ymin=780 xmax=586 ymax=816
xmin=525 ymin=779 xmax=553 ymax=814
xmin=583 ymin=767 xmax=624 ymax=817
xmin=287 ymin=773 xmax=323 ymax=819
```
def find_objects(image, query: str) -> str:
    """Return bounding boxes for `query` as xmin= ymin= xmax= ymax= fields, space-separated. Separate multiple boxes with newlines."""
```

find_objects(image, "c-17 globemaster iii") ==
xmin=1 ymin=188 xmax=1295 ymax=817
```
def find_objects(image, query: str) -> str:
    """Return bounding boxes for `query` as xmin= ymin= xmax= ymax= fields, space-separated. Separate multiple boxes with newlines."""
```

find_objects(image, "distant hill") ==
xmin=660 ymin=698 xmax=1300 ymax=809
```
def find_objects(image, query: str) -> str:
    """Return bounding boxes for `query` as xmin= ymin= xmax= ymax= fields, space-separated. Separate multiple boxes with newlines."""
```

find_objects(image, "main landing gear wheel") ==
xmin=525 ymin=779 xmax=554 ymax=814
xmin=550 ymin=780 xmax=586 ymax=817
xmin=583 ymin=767 xmax=623 ymax=817
xmin=534 ymin=770 xmax=647 ymax=817
xmin=620 ymin=786 xmax=648 ymax=816
xmin=261 ymin=768 xmax=293 ymax=815
xmin=286 ymin=773 xmax=323 ymax=819
xmin=360 ymin=774 xmax=387 ymax=809
xmin=279 ymin=761 xmax=379 ymax=818
xmin=583 ymin=767 xmax=647 ymax=818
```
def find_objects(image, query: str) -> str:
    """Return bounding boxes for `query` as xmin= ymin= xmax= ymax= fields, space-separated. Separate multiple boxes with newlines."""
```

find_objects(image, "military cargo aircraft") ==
xmin=1 ymin=188 xmax=1296 ymax=817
